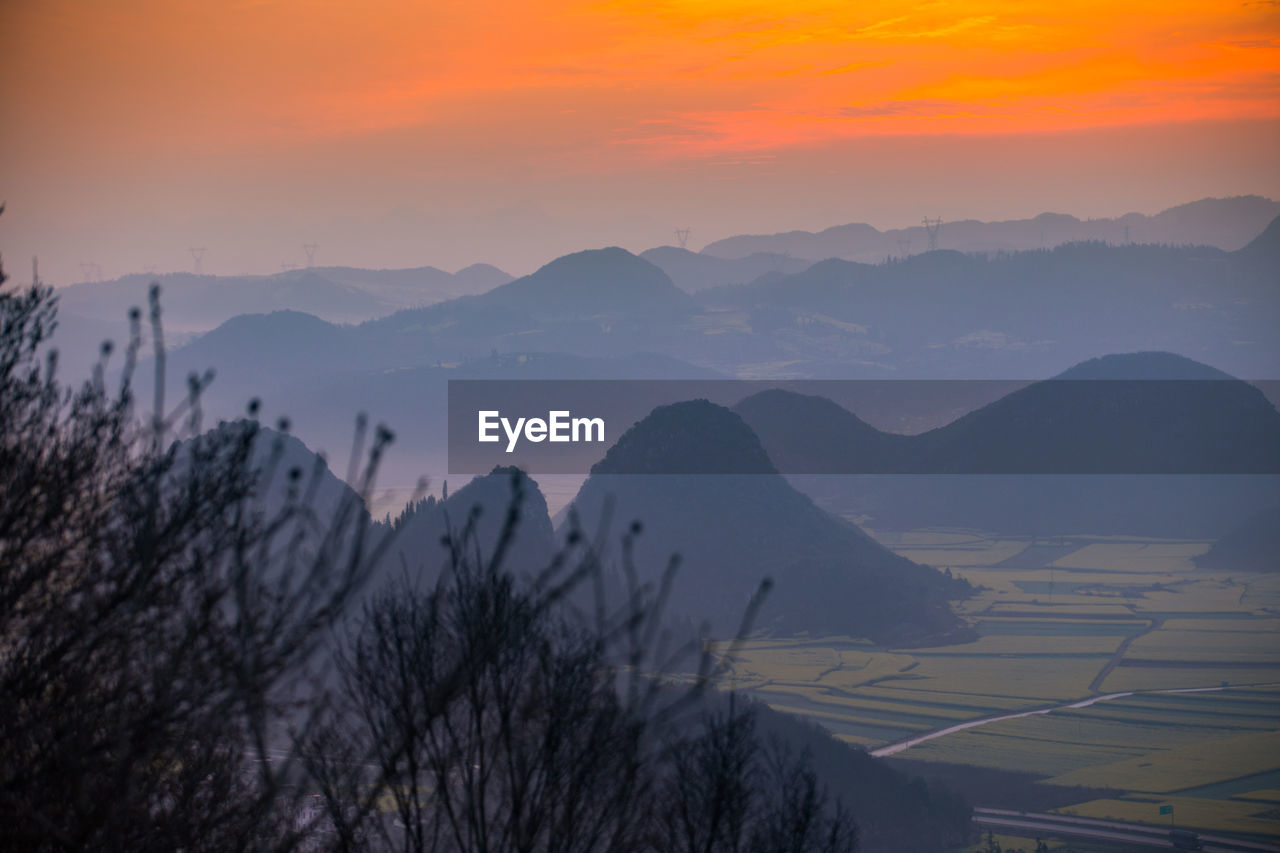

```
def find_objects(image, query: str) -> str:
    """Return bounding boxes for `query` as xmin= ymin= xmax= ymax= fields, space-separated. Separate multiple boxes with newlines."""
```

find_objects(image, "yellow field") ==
xmin=860 ymin=684 xmax=1031 ymax=713
xmin=908 ymin=635 xmax=1123 ymax=656
xmin=961 ymin=833 xmax=1072 ymax=853
xmin=876 ymin=655 xmax=1109 ymax=702
xmin=1049 ymin=543 xmax=1210 ymax=573
xmin=1099 ymin=665 xmax=1280 ymax=692
xmin=1056 ymin=796 xmax=1280 ymax=838
xmin=1123 ymin=629 xmax=1280 ymax=664
xmin=1044 ymin=730 xmax=1280 ymax=793
xmin=901 ymin=726 xmax=1148 ymax=775
xmin=1163 ymin=618 xmax=1280 ymax=633
xmin=708 ymin=527 xmax=1280 ymax=840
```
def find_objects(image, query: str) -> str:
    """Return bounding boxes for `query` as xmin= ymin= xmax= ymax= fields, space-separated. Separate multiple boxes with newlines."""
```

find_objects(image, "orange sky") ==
xmin=1 ymin=0 xmax=1278 ymax=281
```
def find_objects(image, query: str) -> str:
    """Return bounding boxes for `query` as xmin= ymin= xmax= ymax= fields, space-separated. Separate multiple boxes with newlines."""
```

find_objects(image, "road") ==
xmin=973 ymin=807 xmax=1280 ymax=852
xmin=870 ymin=681 xmax=1280 ymax=758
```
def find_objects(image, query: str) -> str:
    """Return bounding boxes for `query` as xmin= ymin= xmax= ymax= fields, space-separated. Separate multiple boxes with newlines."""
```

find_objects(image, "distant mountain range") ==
xmin=733 ymin=353 xmax=1280 ymax=474
xmin=53 ymin=263 xmax=513 ymax=334
xmin=639 ymin=246 xmax=812 ymax=292
xmin=55 ymin=202 xmax=1280 ymax=402
xmin=92 ymin=210 xmax=1279 ymax=497
xmin=698 ymin=196 xmax=1280 ymax=263
xmin=564 ymin=400 xmax=972 ymax=644
xmin=695 ymin=217 xmax=1280 ymax=380
xmin=732 ymin=353 xmax=1280 ymax=538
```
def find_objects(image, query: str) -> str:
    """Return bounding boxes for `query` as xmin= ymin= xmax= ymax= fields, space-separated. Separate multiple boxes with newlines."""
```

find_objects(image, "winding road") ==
xmin=870 ymin=681 xmax=1280 ymax=758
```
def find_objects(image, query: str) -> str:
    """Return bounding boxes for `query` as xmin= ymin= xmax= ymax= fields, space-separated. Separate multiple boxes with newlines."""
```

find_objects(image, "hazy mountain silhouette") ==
xmin=383 ymin=467 xmax=556 ymax=585
xmin=353 ymin=247 xmax=698 ymax=361
xmin=639 ymin=246 xmax=811 ymax=292
xmin=734 ymin=389 xmax=910 ymax=474
xmin=54 ymin=262 xmax=513 ymax=336
xmin=915 ymin=353 xmax=1280 ymax=474
xmin=700 ymin=196 xmax=1280 ymax=262
xmin=1234 ymin=212 xmax=1280 ymax=264
xmin=697 ymin=236 xmax=1280 ymax=380
xmin=56 ymin=271 xmax=382 ymax=333
xmin=476 ymin=247 xmax=694 ymax=319
xmin=156 ymin=310 xmax=724 ymax=487
xmin=565 ymin=400 xmax=970 ymax=644
xmin=734 ymin=353 xmax=1280 ymax=474
xmin=172 ymin=310 xmax=352 ymax=388
xmin=1194 ymin=505 xmax=1280 ymax=573
xmin=306 ymin=262 xmax=513 ymax=308
xmin=733 ymin=354 xmax=1280 ymax=536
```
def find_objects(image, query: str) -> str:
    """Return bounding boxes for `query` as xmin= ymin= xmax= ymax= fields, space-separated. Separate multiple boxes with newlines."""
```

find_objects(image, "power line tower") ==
xmin=302 ymin=243 xmax=318 ymax=267
xmin=922 ymin=217 xmax=942 ymax=252
xmin=674 ymin=228 xmax=691 ymax=250
xmin=189 ymin=247 xmax=206 ymax=275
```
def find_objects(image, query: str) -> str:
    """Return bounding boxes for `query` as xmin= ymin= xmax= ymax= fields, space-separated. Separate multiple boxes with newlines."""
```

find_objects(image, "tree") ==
xmin=0 ymin=252 xmax=395 ymax=850
xmin=308 ymin=476 xmax=858 ymax=852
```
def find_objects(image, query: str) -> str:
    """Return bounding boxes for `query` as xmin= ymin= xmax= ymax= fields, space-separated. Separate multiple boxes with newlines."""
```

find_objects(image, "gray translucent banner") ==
xmin=447 ymin=379 xmax=1280 ymax=475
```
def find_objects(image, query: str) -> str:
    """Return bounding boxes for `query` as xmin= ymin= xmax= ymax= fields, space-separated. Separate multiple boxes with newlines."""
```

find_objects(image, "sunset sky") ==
xmin=2 ymin=0 xmax=1278 ymax=283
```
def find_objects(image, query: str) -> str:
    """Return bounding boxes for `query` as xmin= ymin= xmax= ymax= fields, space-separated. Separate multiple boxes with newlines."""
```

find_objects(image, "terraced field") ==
xmin=717 ymin=529 xmax=1280 ymax=841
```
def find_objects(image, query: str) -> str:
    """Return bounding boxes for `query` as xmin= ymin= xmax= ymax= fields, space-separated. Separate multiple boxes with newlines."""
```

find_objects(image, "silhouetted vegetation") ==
xmin=1 ymin=249 xmax=914 ymax=850
xmin=0 ymin=264 xmax=394 ymax=849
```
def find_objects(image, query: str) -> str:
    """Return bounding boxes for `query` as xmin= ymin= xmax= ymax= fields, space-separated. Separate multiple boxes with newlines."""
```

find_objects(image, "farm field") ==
xmin=718 ymin=528 xmax=1280 ymax=841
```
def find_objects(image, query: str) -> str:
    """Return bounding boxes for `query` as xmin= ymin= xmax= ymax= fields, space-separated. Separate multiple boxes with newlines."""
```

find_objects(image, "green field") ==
xmin=716 ymin=528 xmax=1280 ymax=841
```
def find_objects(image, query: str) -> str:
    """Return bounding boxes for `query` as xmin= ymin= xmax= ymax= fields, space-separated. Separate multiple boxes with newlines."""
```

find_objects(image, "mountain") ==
xmin=353 ymin=247 xmax=698 ymax=362
xmin=734 ymin=353 xmax=1280 ymax=474
xmin=169 ymin=310 xmax=352 ymax=390
xmin=476 ymin=247 xmax=694 ymax=319
xmin=733 ymin=389 xmax=910 ymax=474
xmin=915 ymin=352 xmax=1280 ymax=475
xmin=53 ymin=262 xmax=514 ymax=335
xmin=700 ymin=196 xmax=1280 ymax=262
xmin=1194 ymin=506 xmax=1280 ymax=573
xmin=564 ymin=400 xmax=970 ymax=644
xmin=733 ymin=353 xmax=1280 ymax=536
xmin=56 ymin=271 xmax=382 ymax=332
xmin=244 ymin=425 xmax=367 ymax=526
xmin=639 ymin=246 xmax=811 ymax=292
xmin=697 ymin=237 xmax=1280 ymax=381
xmin=303 ymin=263 xmax=513 ymax=308
xmin=1234 ymin=213 xmax=1280 ymax=265
xmin=383 ymin=467 xmax=556 ymax=586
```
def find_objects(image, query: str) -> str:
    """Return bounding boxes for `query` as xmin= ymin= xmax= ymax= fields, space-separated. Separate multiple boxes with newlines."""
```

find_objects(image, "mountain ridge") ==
xmin=698 ymin=196 xmax=1279 ymax=262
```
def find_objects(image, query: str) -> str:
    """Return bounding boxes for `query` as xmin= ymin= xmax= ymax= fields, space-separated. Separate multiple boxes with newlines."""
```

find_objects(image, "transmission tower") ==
xmin=922 ymin=217 xmax=942 ymax=252
xmin=189 ymin=247 xmax=206 ymax=275
xmin=674 ymin=228 xmax=691 ymax=250
xmin=302 ymin=243 xmax=318 ymax=267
